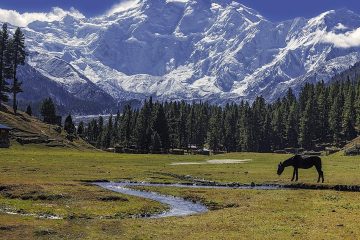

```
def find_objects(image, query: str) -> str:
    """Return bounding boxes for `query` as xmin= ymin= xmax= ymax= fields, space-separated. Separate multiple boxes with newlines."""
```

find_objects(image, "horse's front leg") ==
xmin=295 ymin=168 xmax=299 ymax=181
xmin=291 ymin=168 xmax=296 ymax=181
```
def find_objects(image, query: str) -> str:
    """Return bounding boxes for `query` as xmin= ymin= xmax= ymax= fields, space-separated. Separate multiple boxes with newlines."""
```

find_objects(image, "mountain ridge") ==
xmin=2 ymin=0 xmax=360 ymax=113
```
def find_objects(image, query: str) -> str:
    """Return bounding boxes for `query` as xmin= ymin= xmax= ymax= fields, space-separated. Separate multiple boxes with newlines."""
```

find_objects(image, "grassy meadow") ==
xmin=0 ymin=143 xmax=359 ymax=239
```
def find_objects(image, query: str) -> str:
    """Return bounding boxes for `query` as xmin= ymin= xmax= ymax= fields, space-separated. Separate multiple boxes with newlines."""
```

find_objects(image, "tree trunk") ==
xmin=12 ymin=78 xmax=16 ymax=114
xmin=12 ymin=53 xmax=18 ymax=114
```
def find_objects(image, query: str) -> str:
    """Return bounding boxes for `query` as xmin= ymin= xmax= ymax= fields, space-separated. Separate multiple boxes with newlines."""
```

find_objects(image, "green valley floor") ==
xmin=0 ymin=143 xmax=359 ymax=239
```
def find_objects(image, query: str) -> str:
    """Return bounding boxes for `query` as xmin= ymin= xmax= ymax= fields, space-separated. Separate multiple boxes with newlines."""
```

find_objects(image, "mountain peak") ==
xmin=16 ymin=1 xmax=360 ymax=112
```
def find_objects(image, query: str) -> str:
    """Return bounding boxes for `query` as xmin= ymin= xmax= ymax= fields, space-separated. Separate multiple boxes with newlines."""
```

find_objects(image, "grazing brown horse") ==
xmin=277 ymin=155 xmax=324 ymax=183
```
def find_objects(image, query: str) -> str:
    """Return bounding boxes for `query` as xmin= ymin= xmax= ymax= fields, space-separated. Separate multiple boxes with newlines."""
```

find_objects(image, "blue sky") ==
xmin=0 ymin=0 xmax=359 ymax=21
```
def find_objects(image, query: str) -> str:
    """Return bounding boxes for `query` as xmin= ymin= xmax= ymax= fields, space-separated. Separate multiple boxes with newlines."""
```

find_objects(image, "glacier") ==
xmin=3 ymin=0 xmax=360 ymax=113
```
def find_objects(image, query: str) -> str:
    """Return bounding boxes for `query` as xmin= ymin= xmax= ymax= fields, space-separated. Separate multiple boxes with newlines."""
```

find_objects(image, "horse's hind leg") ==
xmin=316 ymin=165 xmax=323 ymax=183
xmin=291 ymin=168 xmax=296 ymax=181
xmin=295 ymin=168 xmax=299 ymax=182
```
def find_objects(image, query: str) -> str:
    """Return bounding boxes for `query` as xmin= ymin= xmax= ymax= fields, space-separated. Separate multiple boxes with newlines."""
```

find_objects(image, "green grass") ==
xmin=0 ymin=143 xmax=359 ymax=239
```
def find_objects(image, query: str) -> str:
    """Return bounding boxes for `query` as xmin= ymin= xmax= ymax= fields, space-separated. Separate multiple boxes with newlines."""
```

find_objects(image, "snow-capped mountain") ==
xmin=4 ymin=0 xmax=360 ymax=113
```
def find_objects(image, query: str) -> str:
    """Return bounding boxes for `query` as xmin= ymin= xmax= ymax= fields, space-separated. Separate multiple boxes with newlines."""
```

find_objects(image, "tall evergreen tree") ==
xmin=152 ymin=104 xmax=170 ymax=150
xmin=64 ymin=114 xmax=76 ymax=135
xmin=25 ymin=104 xmax=32 ymax=116
xmin=252 ymin=96 xmax=268 ymax=152
xmin=178 ymin=102 xmax=188 ymax=149
xmin=342 ymin=83 xmax=356 ymax=140
xmin=134 ymin=100 xmax=152 ymax=152
xmin=103 ymin=115 xmax=113 ymax=149
xmin=120 ymin=105 xmax=133 ymax=147
xmin=285 ymin=102 xmax=299 ymax=148
xmin=77 ymin=121 xmax=85 ymax=137
xmin=299 ymin=92 xmax=316 ymax=149
xmin=96 ymin=116 xmax=104 ymax=148
xmin=329 ymin=94 xmax=343 ymax=144
xmin=223 ymin=104 xmax=238 ymax=152
xmin=0 ymin=23 xmax=12 ymax=108
xmin=208 ymin=107 xmax=222 ymax=151
xmin=315 ymin=81 xmax=329 ymax=141
xmin=10 ymin=28 xmax=26 ymax=114
xmin=40 ymin=98 xmax=56 ymax=124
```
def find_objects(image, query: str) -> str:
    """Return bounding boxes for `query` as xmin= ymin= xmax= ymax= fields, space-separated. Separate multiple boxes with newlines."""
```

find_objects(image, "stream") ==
xmin=95 ymin=182 xmax=280 ymax=218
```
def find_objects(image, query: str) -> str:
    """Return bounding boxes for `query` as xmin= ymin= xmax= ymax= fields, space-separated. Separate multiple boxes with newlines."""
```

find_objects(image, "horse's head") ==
xmin=277 ymin=162 xmax=285 ymax=175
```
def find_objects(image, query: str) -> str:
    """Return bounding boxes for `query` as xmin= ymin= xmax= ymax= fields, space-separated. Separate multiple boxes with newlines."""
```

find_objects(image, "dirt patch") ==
xmin=0 ymin=184 xmax=68 ymax=201
xmin=0 ymin=225 xmax=16 ymax=231
xmin=34 ymin=228 xmax=57 ymax=237
xmin=183 ymin=194 xmax=239 ymax=210
xmin=170 ymin=159 xmax=252 ymax=166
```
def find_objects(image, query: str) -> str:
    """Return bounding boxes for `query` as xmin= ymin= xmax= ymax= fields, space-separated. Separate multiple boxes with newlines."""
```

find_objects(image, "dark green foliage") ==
xmin=10 ymin=27 xmax=26 ymax=114
xmin=208 ymin=107 xmax=223 ymax=151
xmin=77 ymin=121 xmax=84 ymax=137
xmin=0 ymin=23 xmax=12 ymax=108
xmin=40 ymin=98 xmax=57 ymax=124
xmin=25 ymin=104 xmax=32 ymax=116
xmin=82 ymin=74 xmax=360 ymax=151
xmin=64 ymin=114 xmax=75 ymax=135
xmin=152 ymin=104 xmax=170 ymax=150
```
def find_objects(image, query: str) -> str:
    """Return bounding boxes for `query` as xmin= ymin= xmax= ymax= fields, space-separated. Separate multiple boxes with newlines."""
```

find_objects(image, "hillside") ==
xmin=0 ymin=104 xmax=94 ymax=150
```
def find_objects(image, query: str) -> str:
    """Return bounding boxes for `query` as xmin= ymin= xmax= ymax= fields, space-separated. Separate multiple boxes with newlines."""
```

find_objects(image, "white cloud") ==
xmin=105 ymin=0 xmax=141 ymax=16
xmin=322 ymin=27 xmax=360 ymax=48
xmin=334 ymin=23 xmax=348 ymax=31
xmin=0 ymin=7 xmax=85 ymax=27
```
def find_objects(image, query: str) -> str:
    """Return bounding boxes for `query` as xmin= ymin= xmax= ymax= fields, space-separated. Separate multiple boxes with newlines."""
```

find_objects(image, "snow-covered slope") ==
xmin=4 ymin=0 xmax=360 ymax=112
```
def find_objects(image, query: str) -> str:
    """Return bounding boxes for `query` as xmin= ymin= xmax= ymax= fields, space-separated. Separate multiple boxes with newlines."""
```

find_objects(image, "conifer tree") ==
xmin=120 ymin=105 xmax=133 ymax=147
xmin=329 ymin=95 xmax=342 ymax=144
xmin=208 ymin=107 xmax=222 ymax=151
xmin=151 ymin=132 xmax=162 ymax=152
xmin=285 ymin=102 xmax=299 ymax=148
xmin=103 ymin=115 xmax=113 ymax=149
xmin=10 ymin=28 xmax=26 ymax=114
xmin=252 ymin=96 xmax=267 ymax=152
xmin=315 ymin=81 xmax=329 ymax=141
xmin=77 ymin=121 xmax=84 ymax=137
xmin=40 ymin=98 xmax=56 ymax=124
xmin=178 ymin=102 xmax=188 ymax=149
xmin=134 ymin=100 xmax=152 ymax=152
xmin=64 ymin=114 xmax=75 ymax=135
xmin=238 ymin=102 xmax=253 ymax=151
xmin=342 ymin=84 xmax=356 ymax=140
xmin=271 ymin=100 xmax=285 ymax=150
xmin=0 ymin=23 xmax=12 ymax=108
xmin=96 ymin=116 xmax=104 ymax=148
xmin=299 ymin=93 xmax=315 ymax=149
xmin=25 ymin=104 xmax=32 ymax=116
xmin=224 ymin=104 xmax=237 ymax=152
xmin=152 ymin=104 xmax=170 ymax=150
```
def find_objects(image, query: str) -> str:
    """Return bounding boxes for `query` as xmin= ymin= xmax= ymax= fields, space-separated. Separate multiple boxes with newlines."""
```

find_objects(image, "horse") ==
xmin=277 ymin=155 xmax=324 ymax=183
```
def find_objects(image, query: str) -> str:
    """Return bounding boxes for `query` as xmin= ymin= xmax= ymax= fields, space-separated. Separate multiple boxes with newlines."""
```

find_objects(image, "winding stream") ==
xmin=95 ymin=182 xmax=280 ymax=218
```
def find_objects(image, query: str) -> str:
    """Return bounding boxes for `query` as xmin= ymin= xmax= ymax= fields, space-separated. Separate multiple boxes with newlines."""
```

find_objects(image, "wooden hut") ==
xmin=0 ymin=124 xmax=11 ymax=148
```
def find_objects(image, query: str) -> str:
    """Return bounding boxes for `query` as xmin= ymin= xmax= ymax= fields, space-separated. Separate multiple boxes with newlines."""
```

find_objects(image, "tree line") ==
xmin=79 ymin=78 xmax=360 ymax=152
xmin=0 ymin=23 xmax=26 ymax=114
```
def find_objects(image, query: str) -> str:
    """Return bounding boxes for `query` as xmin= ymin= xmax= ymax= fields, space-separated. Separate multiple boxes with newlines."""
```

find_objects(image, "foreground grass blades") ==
xmin=0 ymin=143 xmax=359 ymax=239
